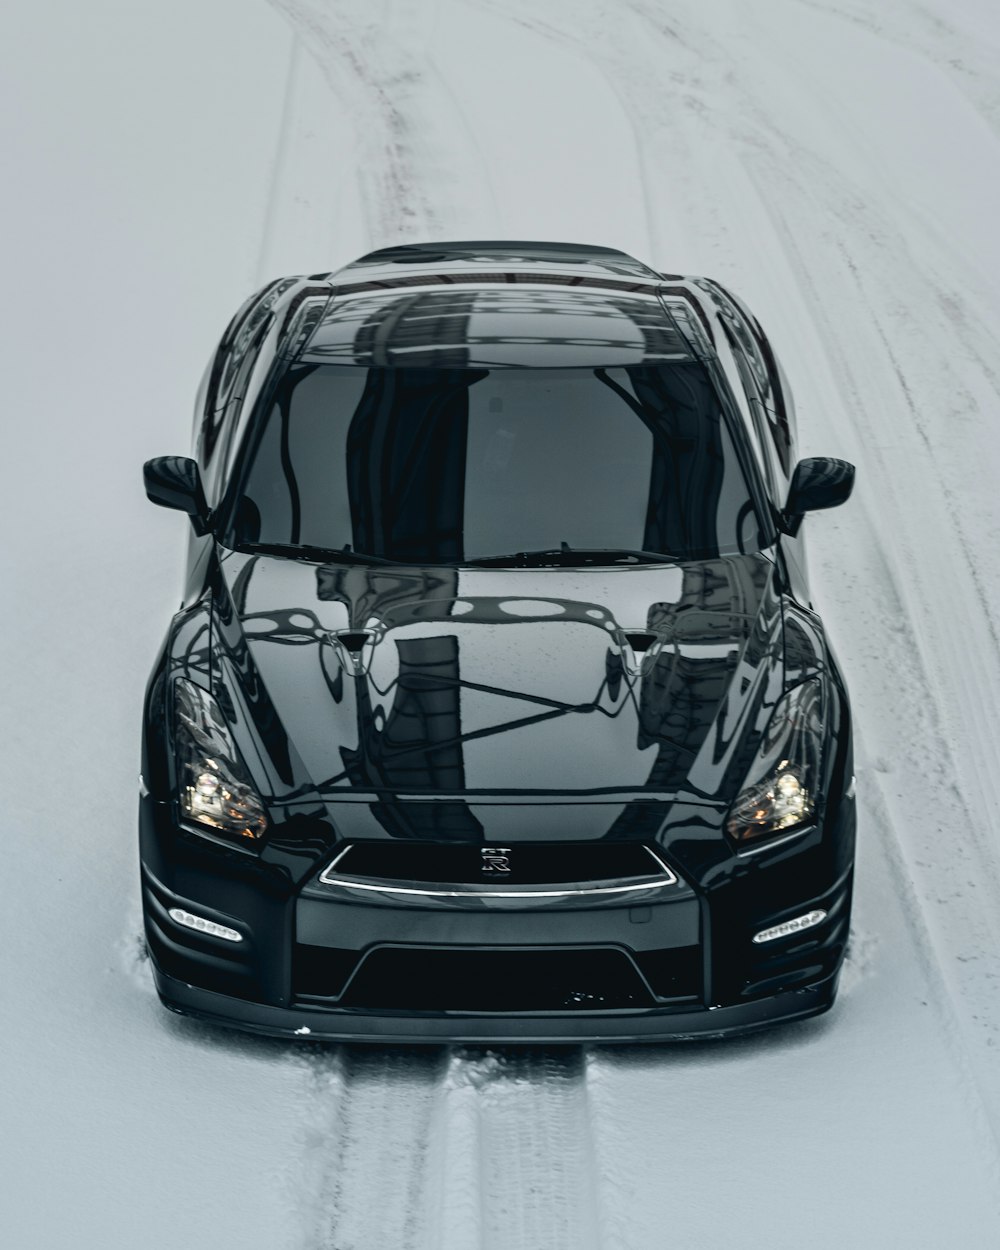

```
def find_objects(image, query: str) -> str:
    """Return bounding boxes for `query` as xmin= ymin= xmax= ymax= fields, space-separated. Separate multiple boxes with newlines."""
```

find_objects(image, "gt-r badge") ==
xmin=481 ymin=847 xmax=512 ymax=874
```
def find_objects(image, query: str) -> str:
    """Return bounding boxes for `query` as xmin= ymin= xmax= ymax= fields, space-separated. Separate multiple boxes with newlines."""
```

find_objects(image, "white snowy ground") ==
xmin=3 ymin=0 xmax=1000 ymax=1245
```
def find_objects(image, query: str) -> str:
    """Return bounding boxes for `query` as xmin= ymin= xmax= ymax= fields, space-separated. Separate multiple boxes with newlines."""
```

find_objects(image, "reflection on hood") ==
xmin=211 ymin=550 xmax=785 ymax=811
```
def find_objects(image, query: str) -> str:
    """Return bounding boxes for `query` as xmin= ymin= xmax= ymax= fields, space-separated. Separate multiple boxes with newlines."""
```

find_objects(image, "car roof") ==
xmin=299 ymin=240 xmax=708 ymax=369
xmin=321 ymin=239 xmax=667 ymax=285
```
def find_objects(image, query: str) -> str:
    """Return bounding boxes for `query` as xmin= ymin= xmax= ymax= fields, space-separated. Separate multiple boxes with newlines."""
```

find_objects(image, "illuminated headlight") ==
xmin=727 ymin=680 xmax=824 ymax=846
xmin=173 ymin=678 xmax=268 ymax=841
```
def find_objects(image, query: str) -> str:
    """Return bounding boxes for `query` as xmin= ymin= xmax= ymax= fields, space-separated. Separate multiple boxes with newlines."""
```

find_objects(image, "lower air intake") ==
xmin=339 ymin=946 xmax=656 ymax=1012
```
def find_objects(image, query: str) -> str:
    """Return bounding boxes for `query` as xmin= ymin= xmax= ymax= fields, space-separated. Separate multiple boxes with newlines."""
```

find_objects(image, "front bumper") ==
xmin=140 ymin=757 xmax=856 ymax=1044
xmin=151 ymin=960 xmax=839 ymax=1043
xmin=141 ymin=845 xmax=851 ymax=1043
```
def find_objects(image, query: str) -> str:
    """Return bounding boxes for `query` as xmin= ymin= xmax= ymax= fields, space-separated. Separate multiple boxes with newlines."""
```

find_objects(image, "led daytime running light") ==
xmin=752 ymin=909 xmax=827 ymax=944
xmin=168 ymin=907 xmax=243 ymax=943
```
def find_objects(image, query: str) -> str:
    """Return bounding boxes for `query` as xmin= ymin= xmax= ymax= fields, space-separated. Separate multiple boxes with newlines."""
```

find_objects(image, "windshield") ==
xmin=228 ymin=364 xmax=762 ymax=564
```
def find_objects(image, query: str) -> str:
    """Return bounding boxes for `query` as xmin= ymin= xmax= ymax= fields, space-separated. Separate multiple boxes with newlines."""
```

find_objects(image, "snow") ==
xmin=2 ymin=0 xmax=1000 ymax=1245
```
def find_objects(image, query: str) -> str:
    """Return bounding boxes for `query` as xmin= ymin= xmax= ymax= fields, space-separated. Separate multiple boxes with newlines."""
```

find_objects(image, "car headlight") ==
xmin=726 ymin=679 xmax=823 ymax=846
xmin=173 ymin=678 xmax=268 ymax=841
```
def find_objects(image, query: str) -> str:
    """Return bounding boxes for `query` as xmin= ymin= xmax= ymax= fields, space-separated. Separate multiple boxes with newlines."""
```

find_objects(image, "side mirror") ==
xmin=782 ymin=457 xmax=855 ymax=536
xmin=143 ymin=456 xmax=211 ymax=535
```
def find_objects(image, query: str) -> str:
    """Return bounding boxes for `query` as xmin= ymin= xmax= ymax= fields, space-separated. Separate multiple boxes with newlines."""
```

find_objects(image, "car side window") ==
xmin=710 ymin=286 xmax=770 ymax=401
xmin=713 ymin=318 xmax=772 ymax=489
xmin=713 ymin=285 xmax=793 ymax=477
xmin=196 ymin=280 xmax=295 ymax=507
xmin=213 ymin=319 xmax=279 ymax=506
xmin=716 ymin=322 xmax=777 ymax=493
xmin=200 ymin=298 xmax=261 ymax=462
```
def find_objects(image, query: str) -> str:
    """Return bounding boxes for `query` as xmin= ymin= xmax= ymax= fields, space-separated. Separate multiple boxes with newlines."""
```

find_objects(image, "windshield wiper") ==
xmin=237 ymin=542 xmax=677 ymax=568
xmin=237 ymin=541 xmax=394 ymax=566
xmin=466 ymin=546 xmax=677 ymax=568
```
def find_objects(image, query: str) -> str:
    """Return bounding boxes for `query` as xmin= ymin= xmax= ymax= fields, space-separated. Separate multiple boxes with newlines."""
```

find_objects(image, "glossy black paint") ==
xmin=140 ymin=241 xmax=856 ymax=1041
xmin=783 ymin=456 xmax=856 ymax=535
xmin=143 ymin=455 xmax=209 ymax=533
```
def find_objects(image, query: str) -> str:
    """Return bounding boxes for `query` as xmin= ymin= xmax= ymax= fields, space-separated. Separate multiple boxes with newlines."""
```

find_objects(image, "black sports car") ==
xmin=140 ymin=240 xmax=855 ymax=1042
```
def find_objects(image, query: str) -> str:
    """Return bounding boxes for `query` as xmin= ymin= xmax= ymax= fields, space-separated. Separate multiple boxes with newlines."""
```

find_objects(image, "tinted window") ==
xmin=231 ymin=364 xmax=761 ymax=563
xmin=710 ymin=284 xmax=792 ymax=475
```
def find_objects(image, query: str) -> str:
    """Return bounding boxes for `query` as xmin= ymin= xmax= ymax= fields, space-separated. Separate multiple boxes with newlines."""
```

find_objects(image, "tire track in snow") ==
xmin=298 ymin=1046 xmax=447 ymax=1250
xmin=268 ymin=0 xmax=439 ymax=242
xmin=860 ymin=773 xmax=1000 ymax=1178
xmin=255 ymin=34 xmax=302 ymax=285
xmin=475 ymin=0 xmax=790 ymax=277
xmin=475 ymin=0 xmax=670 ymax=261
xmin=470 ymin=1049 xmax=602 ymax=1250
xmin=295 ymin=1046 xmax=605 ymax=1249
xmin=267 ymin=0 xmax=496 ymax=247
xmin=790 ymin=0 xmax=1000 ymax=139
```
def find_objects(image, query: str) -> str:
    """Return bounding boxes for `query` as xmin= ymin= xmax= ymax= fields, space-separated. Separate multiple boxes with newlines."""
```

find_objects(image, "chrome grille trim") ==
xmin=317 ymin=843 xmax=679 ymax=897
xmin=315 ymin=877 xmax=675 ymax=899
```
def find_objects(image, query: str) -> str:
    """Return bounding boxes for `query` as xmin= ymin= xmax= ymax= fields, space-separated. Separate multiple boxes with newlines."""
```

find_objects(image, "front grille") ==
xmin=339 ymin=946 xmax=655 ymax=1011
xmin=324 ymin=841 xmax=670 ymax=887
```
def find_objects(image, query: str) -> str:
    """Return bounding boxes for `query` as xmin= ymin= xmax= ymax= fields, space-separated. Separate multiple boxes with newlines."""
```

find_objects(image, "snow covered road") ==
xmin=3 ymin=0 xmax=1000 ymax=1245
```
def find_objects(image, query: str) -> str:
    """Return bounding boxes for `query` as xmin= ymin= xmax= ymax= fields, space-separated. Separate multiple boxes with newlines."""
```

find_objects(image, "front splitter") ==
xmin=152 ymin=963 xmax=838 ymax=1044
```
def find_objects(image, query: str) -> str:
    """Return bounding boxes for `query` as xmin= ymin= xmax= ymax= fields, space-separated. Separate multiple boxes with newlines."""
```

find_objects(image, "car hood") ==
xmin=211 ymin=550 xmax=785 ymax=809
